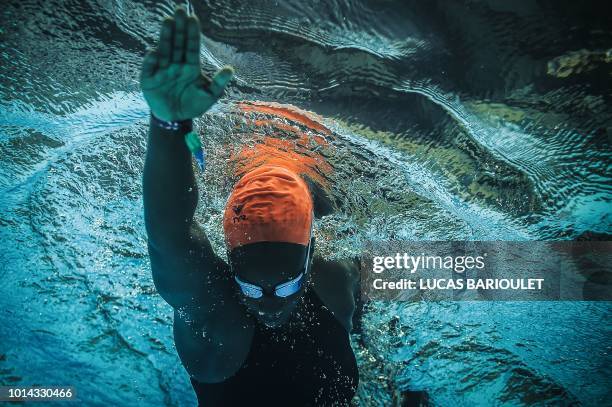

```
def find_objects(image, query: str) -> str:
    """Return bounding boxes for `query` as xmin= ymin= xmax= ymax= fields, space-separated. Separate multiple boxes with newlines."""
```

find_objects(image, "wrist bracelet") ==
xmin=151 ymin=113 xmax=193 ymax=132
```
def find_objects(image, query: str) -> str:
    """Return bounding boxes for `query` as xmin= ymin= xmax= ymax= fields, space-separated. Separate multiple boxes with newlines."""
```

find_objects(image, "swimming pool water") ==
xmin=1 ymin=1 xmax=610 ymax=405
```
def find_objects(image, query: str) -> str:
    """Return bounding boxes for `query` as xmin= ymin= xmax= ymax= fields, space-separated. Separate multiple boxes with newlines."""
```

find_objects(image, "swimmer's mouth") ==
xmin=258 ymin=311 xmax=282 ymax=319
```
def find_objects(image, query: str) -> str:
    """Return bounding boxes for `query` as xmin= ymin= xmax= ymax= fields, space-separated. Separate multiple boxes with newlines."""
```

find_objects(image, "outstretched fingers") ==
xmin=172 ymin=7 xmax=188 ymax=63
xmin=208 ymin=66 xmax=234 ymax=98
xmin=185 ymin=15 xmax=201 ymax=65
xmin=158 ymin=18 xmax=174 ymax=68
xmin=141 ymin=50 xmax=159 ymax=80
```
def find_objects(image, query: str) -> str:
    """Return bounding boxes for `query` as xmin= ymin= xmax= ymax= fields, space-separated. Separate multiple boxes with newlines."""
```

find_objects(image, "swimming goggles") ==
xmin=234 ymin=225 xmax=313 ymax=299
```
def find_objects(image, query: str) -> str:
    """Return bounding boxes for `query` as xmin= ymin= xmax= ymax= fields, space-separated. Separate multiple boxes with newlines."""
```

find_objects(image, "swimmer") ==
xmin=141 ymin=7 xmax=360 ymax=406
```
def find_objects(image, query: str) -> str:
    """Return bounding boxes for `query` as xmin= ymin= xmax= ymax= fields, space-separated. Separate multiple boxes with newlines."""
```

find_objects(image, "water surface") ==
xmin=1 ymin=1 xmax=610 ymax=405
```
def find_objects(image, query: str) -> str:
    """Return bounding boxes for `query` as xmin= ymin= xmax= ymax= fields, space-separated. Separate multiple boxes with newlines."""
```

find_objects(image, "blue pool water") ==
xmin=1 ymin=1 xmax=611 ymax=405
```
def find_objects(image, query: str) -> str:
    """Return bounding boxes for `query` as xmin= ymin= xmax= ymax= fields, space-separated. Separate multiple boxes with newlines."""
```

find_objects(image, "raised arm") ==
xmin=140 ymin=7 xmax=233 ymax=310
xmin=143 ymin=115 xmax=196 ymax=253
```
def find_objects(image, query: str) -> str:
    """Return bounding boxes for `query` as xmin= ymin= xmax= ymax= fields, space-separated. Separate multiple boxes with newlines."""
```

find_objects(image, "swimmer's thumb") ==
xmin=208 ymin=66 xmax=234 ymax=98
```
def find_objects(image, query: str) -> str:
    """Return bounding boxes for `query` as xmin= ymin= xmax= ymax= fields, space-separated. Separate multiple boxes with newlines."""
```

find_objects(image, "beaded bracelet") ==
xmin=151 ymin=113 xmax=193 ymax=132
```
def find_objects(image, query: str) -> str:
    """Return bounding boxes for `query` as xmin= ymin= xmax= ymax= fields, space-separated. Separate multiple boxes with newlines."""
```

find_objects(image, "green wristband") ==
xmin=184 ymin=131 xmax=202 ymax=153
xmin=184 ymin=131 xmax=206 ymax=172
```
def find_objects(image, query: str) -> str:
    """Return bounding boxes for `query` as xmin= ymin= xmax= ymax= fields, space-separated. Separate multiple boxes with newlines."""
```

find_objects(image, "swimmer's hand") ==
xmin=140 ymin=7 xmax=233 ymax=122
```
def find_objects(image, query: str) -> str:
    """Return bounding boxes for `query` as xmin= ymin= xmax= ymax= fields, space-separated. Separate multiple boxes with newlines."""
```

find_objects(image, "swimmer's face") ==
xmin=229 ymin=240 xmax=314 ymax=328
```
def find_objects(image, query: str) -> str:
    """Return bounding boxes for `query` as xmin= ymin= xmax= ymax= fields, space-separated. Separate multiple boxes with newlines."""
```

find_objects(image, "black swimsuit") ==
xmin=190 ymin=288 xmax=359 ymax=406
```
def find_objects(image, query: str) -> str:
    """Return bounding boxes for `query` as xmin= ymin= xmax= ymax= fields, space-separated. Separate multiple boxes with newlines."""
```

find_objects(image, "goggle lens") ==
xmin=235 ymin=272 xmax=305 ymax=298
xmin=234 ymin=277 xmax=264 ymax=298
xmin=273 ymin=273 xmax=305 ymax=297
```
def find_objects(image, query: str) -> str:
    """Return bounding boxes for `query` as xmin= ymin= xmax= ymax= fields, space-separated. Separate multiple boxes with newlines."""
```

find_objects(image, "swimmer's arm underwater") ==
xmin=141 ymin=8 xmax=256 ymax=383
xmin=141 ymin=7 xmax=234 ymax=311
xmin=143 ymin=117 xmax=215 ymax=306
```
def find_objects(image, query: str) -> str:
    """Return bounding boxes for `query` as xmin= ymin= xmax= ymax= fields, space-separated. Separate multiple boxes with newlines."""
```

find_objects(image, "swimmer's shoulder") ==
xmin=311 ymin=256 xmax=360 ymax=333
xmin=145 ymin=190 xmax=254 ymax=381
xmin=303 ymin=176 xmax=335 ymax=218
xmin=173 ymin=283 xmax=255 ymax=383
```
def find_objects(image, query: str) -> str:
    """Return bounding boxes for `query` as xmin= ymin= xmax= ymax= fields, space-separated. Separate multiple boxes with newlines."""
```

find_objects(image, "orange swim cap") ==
xmin=223 ymin=164 xmax=314 ymax=250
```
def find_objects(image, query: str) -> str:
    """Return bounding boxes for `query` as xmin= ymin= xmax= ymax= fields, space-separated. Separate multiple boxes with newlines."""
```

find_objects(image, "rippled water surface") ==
xmin=1 ymin=1 xmax=611 ymax=405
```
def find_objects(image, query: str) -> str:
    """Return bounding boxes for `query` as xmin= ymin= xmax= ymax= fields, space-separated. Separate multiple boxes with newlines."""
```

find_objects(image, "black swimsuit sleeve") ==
xmin=143 ymin=116 xmax=229 ymax=310
xmin=143 ymin=116 xmax=196 ymax=250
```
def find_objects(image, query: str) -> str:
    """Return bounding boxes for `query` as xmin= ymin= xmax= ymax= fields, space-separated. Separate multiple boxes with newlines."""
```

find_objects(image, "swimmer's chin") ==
xmin=262 ymin=320 xmax=282 ymax=328
xmin=255 ymin=312 xmax=291 ymax=328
